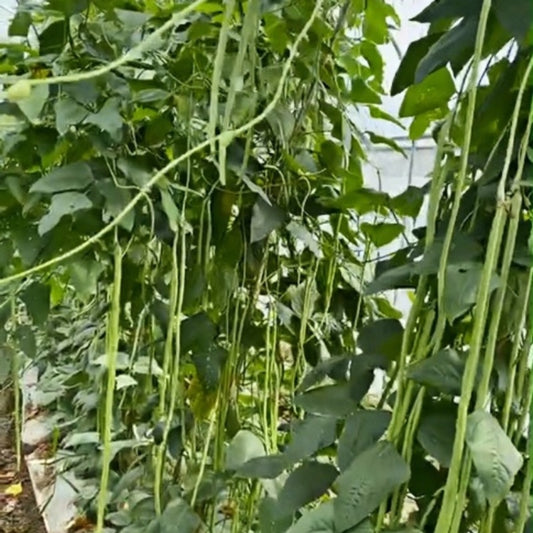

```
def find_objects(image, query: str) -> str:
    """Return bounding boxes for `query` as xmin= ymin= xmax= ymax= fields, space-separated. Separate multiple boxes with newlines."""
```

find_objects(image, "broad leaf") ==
xmin=21 ymin=282 xmax=50 ymax=325
xmin=85 ymin=97 xmax=123 ymax=141
xmin=237 ymin=454 xmax=288 ymax=479
xmin=417 ymin=406 xmax=456 ymax=468
xmin=334 ymin=441 xmax=410 ymax=531
xmin=54 ymin=97 xmax=89 ymax=135
xmin=391 ymin=186 xmax=427 ymax=219
xmin=259 ymin=497 xmax=294 ymax=533
xmin=159 ymin=498 xmax=201 ymax=533
xmin=225 ymin=430 xmax=265 ymax=471
xmin=391 ymin=33 xmax=445 ymax=95
xmin=407 ymin=348 xmax=466 ymax=396
xmin=412 ymin=0 xmax=483 ymax=23
xmin=357 ymin=319 xmax=404 ymax=361
xmin=287 ymin=501 xmax=373 ymax=533
xmin=399 ymin=68 xmax=455 ymax=118
xmin=337 ymin=410 xmax=391 ymax=471
xmin=250 ymin=197 xmax=286 ymax=243
xmin=294 ymin=384 xmax=357 ymax=417
xmin=415 ymin=17 xmax=478 ymax=82
xmin=492 ymin=0 xmax=532 ymax=42
xmin=286 ymin=500 xmax=335 ymax=533
xmin=360 ymin=222 xmax=404 ymax=248
xmin=38 ymin=192 xmax=93 ymax=234
xmin=443 ymin=263 xmax=500 ymax=322
xmin=284 ymin=415 xmax=338 ymax=463
xmin=192 ymin=344 xmax=227 ymax=391
xmin=277 ymin=462 xmax=339 ymax=516
xmin=466 ymin=410 xmax=523 ymax=506
xmin=16 ymin=85 xmax=49 ymax=124
xmin=30 ymin=162 xmax=94 ymax=194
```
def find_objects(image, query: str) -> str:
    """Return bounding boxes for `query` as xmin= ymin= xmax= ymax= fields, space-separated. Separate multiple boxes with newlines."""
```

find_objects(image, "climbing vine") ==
xmin=0 ymin=0 xmax=531 ymax=532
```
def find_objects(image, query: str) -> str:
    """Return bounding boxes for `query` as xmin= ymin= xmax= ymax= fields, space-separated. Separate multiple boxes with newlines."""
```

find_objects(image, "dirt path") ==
xmin=0 ymin=389 xmax=47 ymax=533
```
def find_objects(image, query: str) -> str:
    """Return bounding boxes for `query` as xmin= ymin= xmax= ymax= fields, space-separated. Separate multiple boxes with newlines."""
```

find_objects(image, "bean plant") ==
xmin=0 ymin=1 xmax=531 ymax=532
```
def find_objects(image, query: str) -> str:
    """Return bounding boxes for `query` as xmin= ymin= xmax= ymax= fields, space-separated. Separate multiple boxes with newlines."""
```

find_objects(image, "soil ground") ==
xmin=0 ymin=389 xmax=47 ymax=533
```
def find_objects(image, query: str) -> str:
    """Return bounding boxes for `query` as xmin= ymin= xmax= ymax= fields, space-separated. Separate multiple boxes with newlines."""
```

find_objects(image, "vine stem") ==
xmin=95 ymin=234 xmax=122 ymax=533
xmin=0 ymin=0 xmax=208 ymax=88
xmin=434 ymin=16 xmax=533 ymax=533
xmin=0 ymin=0 xmax=325 ymax=288
xmin=208 ymin=0 xmax=236 ymax=153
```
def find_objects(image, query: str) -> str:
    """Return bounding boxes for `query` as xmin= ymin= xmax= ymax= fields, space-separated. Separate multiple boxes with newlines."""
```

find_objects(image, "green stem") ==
xmin=95 ymin=236 xmax=122 ymax=533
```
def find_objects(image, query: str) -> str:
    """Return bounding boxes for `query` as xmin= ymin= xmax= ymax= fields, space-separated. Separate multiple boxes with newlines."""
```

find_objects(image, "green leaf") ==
xmin=30 ymin=162 xmax=94 ymax=194
xmin=68 ymin=259 xmax=105 ymax=299
xmin=0 ymin=240 xmax=14 ymax=269
xmin=16 ymin=85 xmax=49 ymax=124
xmin=159 ymin=498 xmax=201 ymax=533
xmin=399 ymin=68 xmax=455 ymax=118
xmin=192 ymin=344 xmax=227 ymax=392
xmin=412 ymin=0 xmax=482 ymax=23
xmin=180 ymin=313 xmax=217 ymax=354
xmin=115 ymin=375 xmax=137 ymax=390
xmin=407 ymin=348 xmax=466 ymax=396
xmin=366 ymin=132 xmax=406 ymax=155
xmin=294 ymin=384 xmax=357 ymax=417
xmin=409 ymin=108 xmax=446 ymax=140
xmin=390 ymin=186 xmax=426 ymax=218
xmin=466 ymin=410 xmax=523 ymax=506
xmin=39 ymin=19 xmax=68 ymax=55
xmin=391 ymin=33 xmax=445 ymax=95
xmin=11 ymin=217 xmax=43 ymax=263
xmin=259 ymin=497 xmax=294 ymax=533
xmin=14 ymin=325 xmax=36 ymax=359
xmin=99 ymin=179 xmax=135 ymax=231
xmin=64 ymin=431 xmax=100 ymax=447
xmin=443 ymin=263 xmax=500 ymax=321
xmin=330 ymin=188 xmax=390 ymax=215
xmin=54 ymin=97 xmax=89 ymax=135
xmin=251 ymin=198 xmax=286 ymax=243
xmin=363 ymin=0 xmax=396 ymax=45
xmin=319 ymin=140 xmax=344 ymax=174
xmin=237 ymin=454 xmax=289 ymax=479
xmin=334 ymin=441 xmax=410 ymax=531
xmin=9 ymin=11 xmax=32 ymax=37
xmin=168 ymin=426 xmax=183 ymax=459
xmin=360 ymin=222 xmax=404 ymax=247
xmin=284 ymin=415 xmax=338 ymax=463
xmin=287 ymin=221 xmax=322 ymax=258
xmin=38 ymin=192 xmax=93 ymax=235
xmin=286 ymin=500 xmax=335 ymax=533
xmin=415 ymin=17 xmax=477 ymax=82
xmin=46 ymin=0 xmax=90 ymax=15
xmin=368 ymin=106 xmax=404 ymax=129
xmin=85 ymin=97 xmax=123 ymax=141
xmin=21 ymin=282 xmax=50 ymax=325
xmin=350 ymin=79 xmax=381 ymax=104
xmin=337 ymin=410 xmax=391 ymax=471
xmin=357 ymin=319 xmax=404 ymax=361
xmin=417 ymin=405 xmax=456 ymax=468
xmin=225 ymin=430 xmax=265 ymax=471
xmin=492 ymin=0 xmax=532 ymax=43
xmin=266 ymin=105 xmax=295 ymax=144
xmin=277 ymin=462 xmax=339 ymax=517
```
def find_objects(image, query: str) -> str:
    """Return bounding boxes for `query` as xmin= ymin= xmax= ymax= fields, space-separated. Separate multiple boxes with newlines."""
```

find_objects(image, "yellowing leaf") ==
xmin=5 ymin=482 xmax=23 ymax=496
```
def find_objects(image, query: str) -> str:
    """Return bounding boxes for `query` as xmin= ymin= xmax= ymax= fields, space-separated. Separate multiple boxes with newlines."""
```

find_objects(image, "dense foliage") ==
xmin=0 ymin=0 xmax=531 ymax=532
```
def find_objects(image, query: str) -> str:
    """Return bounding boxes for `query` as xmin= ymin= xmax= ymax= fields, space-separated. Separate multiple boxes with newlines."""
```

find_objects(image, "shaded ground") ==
xmin=0 ymin=390 xmax=47 ymax=533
